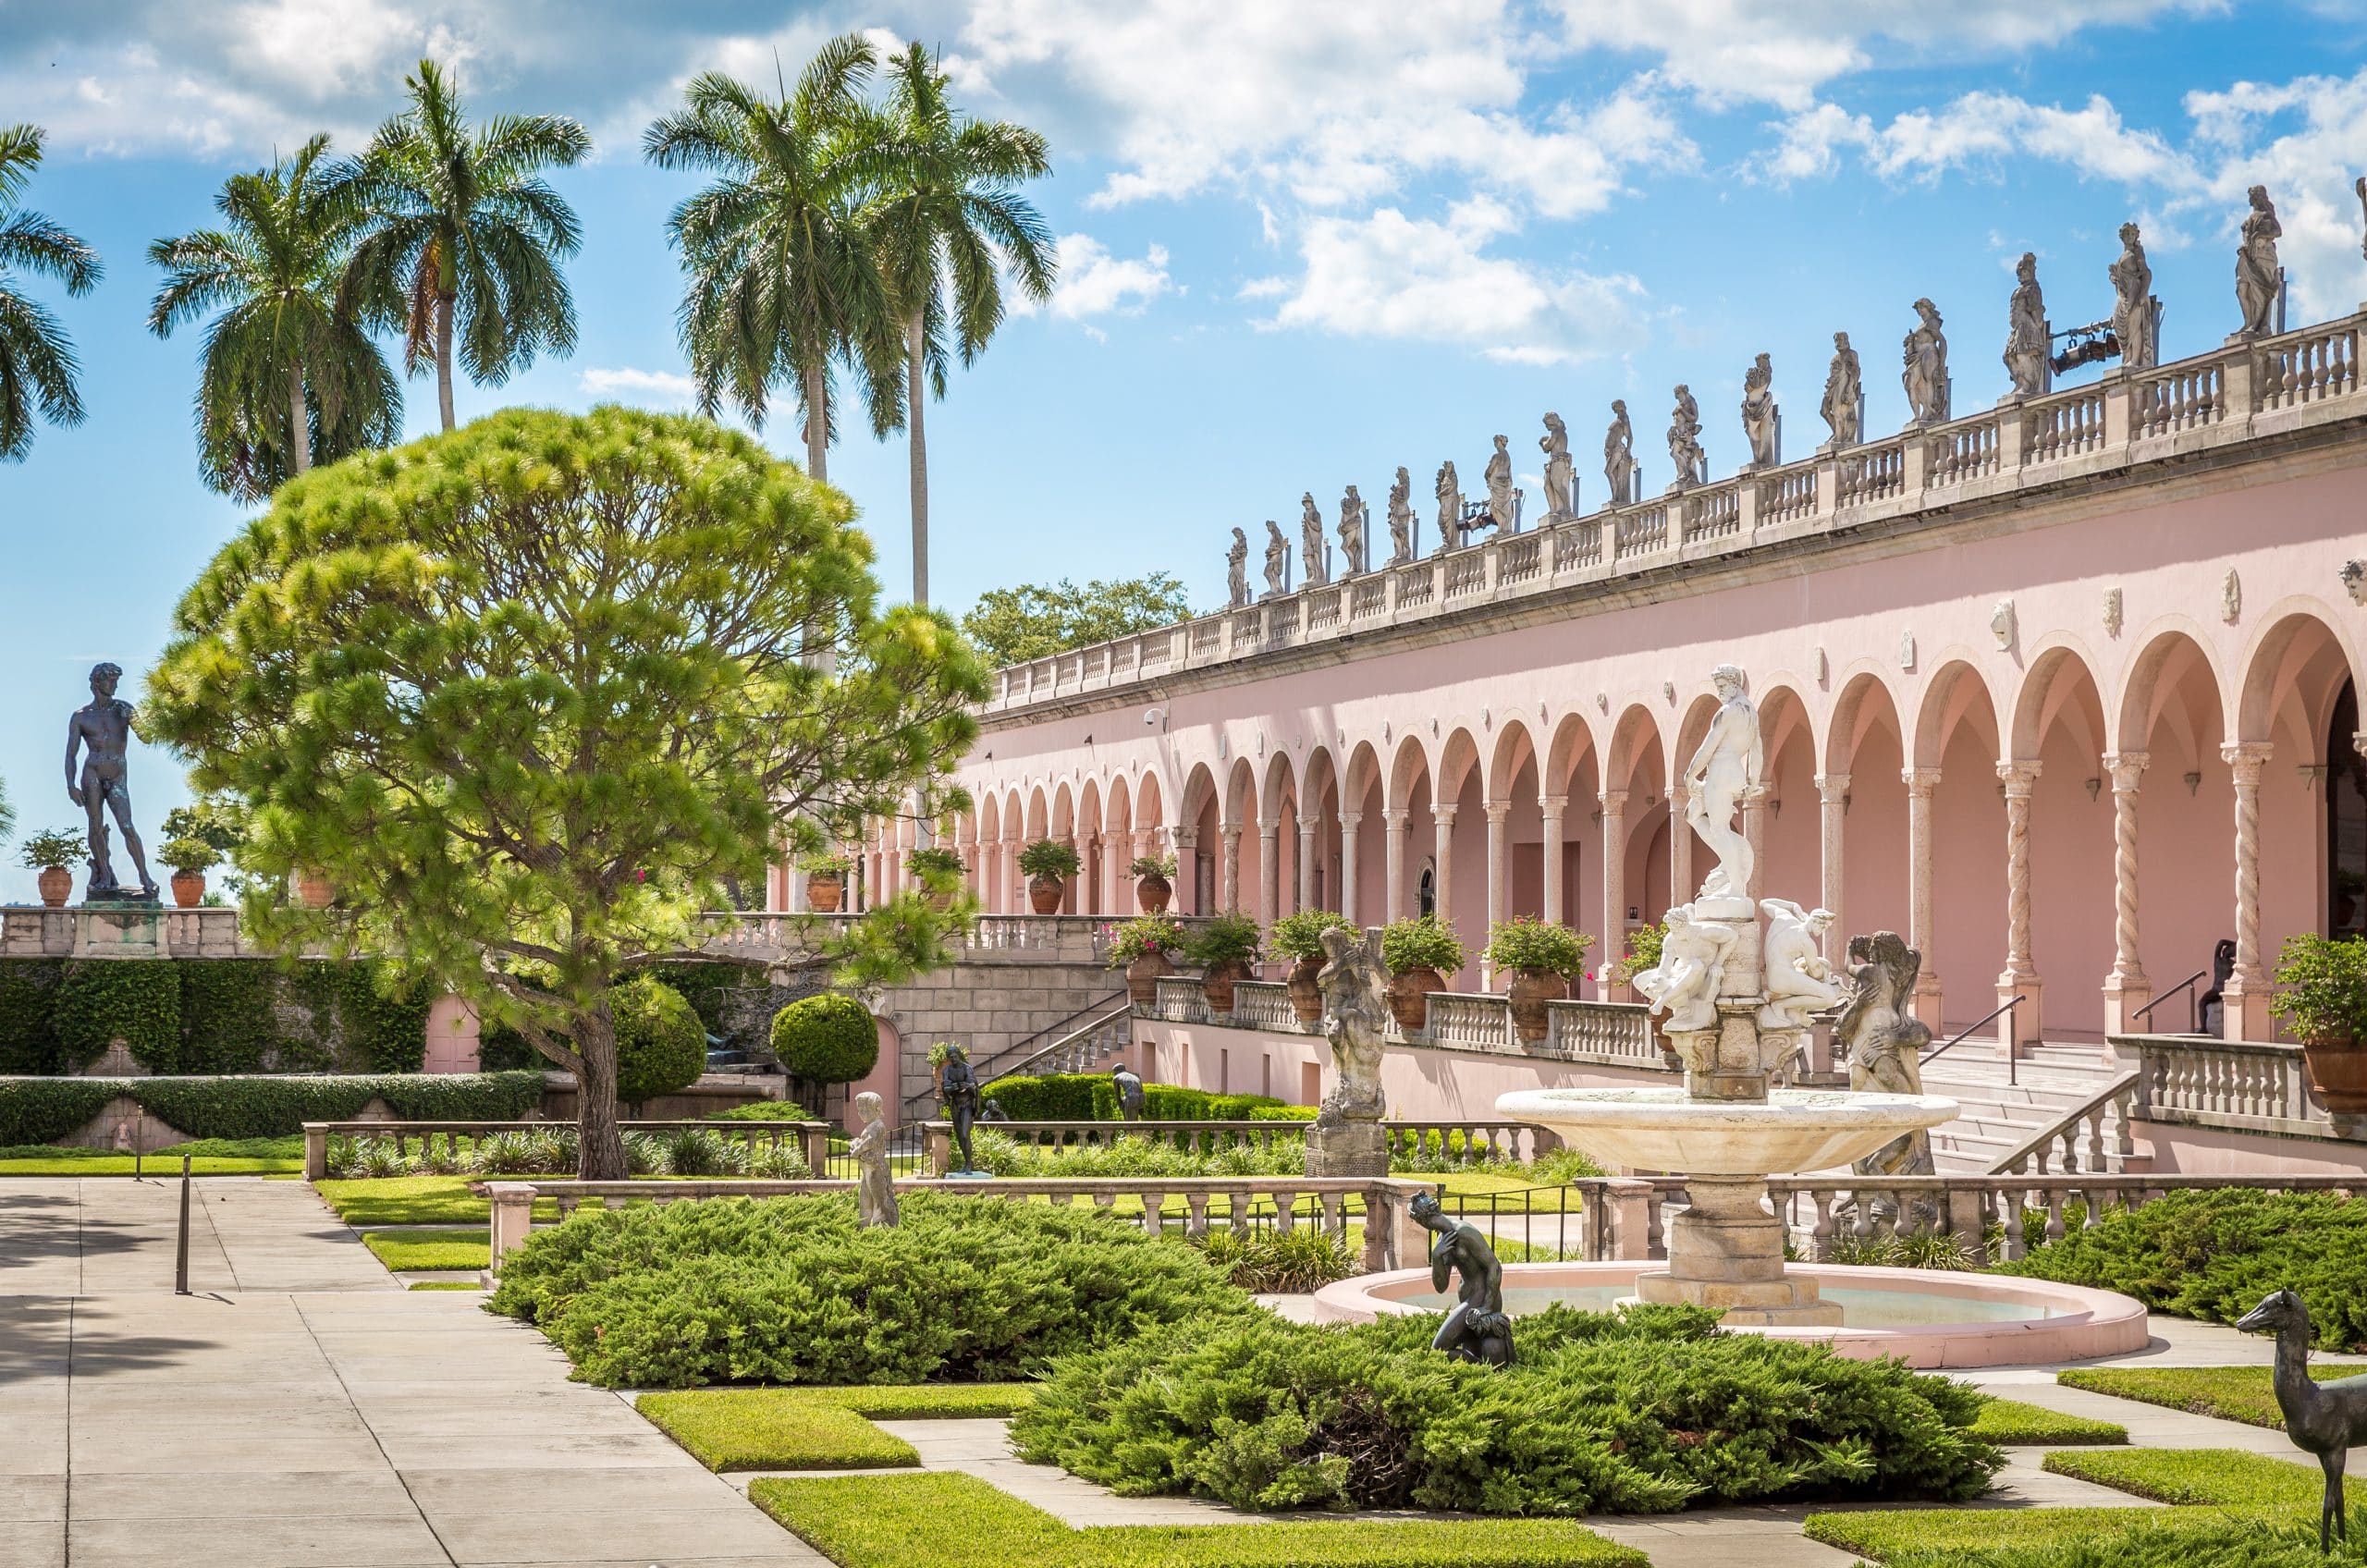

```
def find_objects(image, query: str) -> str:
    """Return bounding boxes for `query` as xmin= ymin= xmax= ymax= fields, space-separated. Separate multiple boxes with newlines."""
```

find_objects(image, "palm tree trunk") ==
xmin=906 ymin=309 xmax=929 ymax=606
xmin=287 ymin=359 xmax=312 ymax=474
xmin=803 ymin=360 xmax=828 ymax=483
xmin=435 ymin=291 xmax=458 ymax=432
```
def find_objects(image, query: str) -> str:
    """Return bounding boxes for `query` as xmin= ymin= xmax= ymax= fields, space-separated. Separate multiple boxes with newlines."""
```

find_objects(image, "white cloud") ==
xmin=1759 ymin=92 xmax=2192 ymax=189
xmin=1261 ymin=198 xmax=1647 ymax=365
xmin=1007 ymin=234 xmax=1175 ymax=325
xmin=581 ymin=366 xmax=696 ymax=402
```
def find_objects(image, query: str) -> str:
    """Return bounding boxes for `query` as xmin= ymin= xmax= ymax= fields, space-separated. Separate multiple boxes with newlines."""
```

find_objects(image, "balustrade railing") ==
xmin=1988 ymin=1072 xmax=2140 ymax=1175
xmin=1930 ymin=417 xmax=2001 ymax=486
xmin=921 ymin=1117 xmax=1553 ymax=1174
xmin=1540 ymin=999 xmax=1665 ymax=1067
xmin=1759 ymin=467 xmax=1817 ymax=526
xmin=1683 ymin=487 xmax=1741 ymax=543
xmin=1555 ymin=520 xmax=1604 ymax=569
xmin=2112 ymin=1032 xmax=2334 ymax=1138
xmin=1423 ymin=992 xmax=1519 ymax=1052
xmin=300 ymin=1118 xmax=830 ymax=1181
xmin=1228 ymin=979 xmax=1300 ymax=1033
xmin=1498 ymin=533 xmax=1543 ymax=585
xmin=1613 ymin=504 xmax=1670 ymax=559
xmin=2263 ymin=322 xmax=2360 ymax=410
xmin=1444 ymin=551 xmax=1489 ymax=598
xmin=1351 ymin=577 xmax=1389 ymax=619
xmin=2136 ymin=360 xmax=2222 ymax=437
xmin=1149 ymin=975 xmax=1209 ymax=1023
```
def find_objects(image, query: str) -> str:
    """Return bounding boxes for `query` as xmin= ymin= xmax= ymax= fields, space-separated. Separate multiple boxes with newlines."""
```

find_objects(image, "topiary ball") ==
xmin=770 ymin=993 xmax=879 ymax=1084
xmin=613 ymin=977 xmax=708 ymax=1105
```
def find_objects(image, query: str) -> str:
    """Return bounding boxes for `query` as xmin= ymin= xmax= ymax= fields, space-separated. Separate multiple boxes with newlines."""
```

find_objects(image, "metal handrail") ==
xmin=2131 ymin=969 xmax=2210 ymax=1035
xmin=898 ymin=987 xmax=1131 ymax=1119
xmin=1921 ymin=995 xmax=2025 ymax=1083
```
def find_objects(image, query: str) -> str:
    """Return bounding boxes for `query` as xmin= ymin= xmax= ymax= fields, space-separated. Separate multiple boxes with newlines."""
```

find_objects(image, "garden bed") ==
xmin=2055 ymin=1365 xmax=2363 ymax=1429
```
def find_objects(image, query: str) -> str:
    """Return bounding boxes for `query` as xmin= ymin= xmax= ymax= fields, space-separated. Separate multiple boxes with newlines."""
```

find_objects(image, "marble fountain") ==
xmin=1316 ymin=666 xmax=2149 ymax=1368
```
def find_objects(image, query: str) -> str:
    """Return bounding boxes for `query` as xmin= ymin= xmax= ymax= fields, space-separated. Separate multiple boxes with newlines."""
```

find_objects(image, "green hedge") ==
xmin=771 ymin=994 xmax=879 ymax=1084
xmin=0 ymin=1071 xmax=546 ymax=1145
xmin=977 ymin=1072 xmax=1294 ymax=1123
xmin=0 ymin=958 xmax=63 ymax=1072
xmin=978 ymin=1072 xmax=1103 ymax=1120
xmin=616 ymin=977 xmax=708 ymax=1105
xmin=55 ymin=961 xmax=180 ymax=1072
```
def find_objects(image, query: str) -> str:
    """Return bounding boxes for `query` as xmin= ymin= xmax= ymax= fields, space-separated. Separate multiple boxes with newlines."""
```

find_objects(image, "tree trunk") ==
xmin=803 ymin=359 xmax=828 ymax=484
xmin=573 ymin=1006 xmax=627 ymax=1180
xmin=906 ymin=309 xmax=928 ymax=606
xmin=435 ymin=291 xmax=458 ymax=432
xmin=287 ymin=358 xmax=311 ymax=474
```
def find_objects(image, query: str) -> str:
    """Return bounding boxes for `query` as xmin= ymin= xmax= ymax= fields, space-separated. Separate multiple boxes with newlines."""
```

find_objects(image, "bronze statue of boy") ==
xmin=64 ymin=662 xmax=157 ymax=900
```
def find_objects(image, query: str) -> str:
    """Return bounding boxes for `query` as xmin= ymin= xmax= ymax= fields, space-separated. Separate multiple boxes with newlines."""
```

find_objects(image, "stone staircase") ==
xmin=1916 ymin=1044 xmax=2140 ymax=1173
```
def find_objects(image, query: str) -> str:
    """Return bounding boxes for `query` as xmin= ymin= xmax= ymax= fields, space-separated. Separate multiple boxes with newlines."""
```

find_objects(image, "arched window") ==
xmin=1417 ymin=860 xmax=1437 ymax=918
xmin=2331 ymin=680 xmax=2365 ymax=938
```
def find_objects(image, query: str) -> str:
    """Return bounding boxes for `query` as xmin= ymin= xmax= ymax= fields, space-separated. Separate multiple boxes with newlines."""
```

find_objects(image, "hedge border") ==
xmin=0 ymin=1071 xmax=546 ymax=1145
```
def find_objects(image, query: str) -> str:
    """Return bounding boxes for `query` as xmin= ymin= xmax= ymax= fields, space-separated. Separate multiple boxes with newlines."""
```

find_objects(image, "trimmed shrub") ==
xmin=486 ymin=1192 xmax=1254 ymax=1388
xmin=0 ymin=1071 xmax=545 ymax=1145
xmin=770 ymin=993 xmax=879 ymax=1084
xmin=1012 ymin=1305 xmax=2001 ymax=1515
xmin=614 ymin=977 xmax=708 ymax=1107
xmin=980 ymin=1072 xmax=1103 ymax=1121
xmin=54 ymin=960 xmax=181 ymax=1072
xmin=0 ymin=1080 xmax=116 ymax=1145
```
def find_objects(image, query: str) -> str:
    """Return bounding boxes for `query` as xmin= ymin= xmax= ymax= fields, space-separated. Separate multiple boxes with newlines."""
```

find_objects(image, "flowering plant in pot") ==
xmin=1609 ymin=918 xmax=1667 ymax=990
xmin=1271 ymin=909 xmax=1355 ymax=1025
xmin=1183 ymin=912 xmax=1263 ymax=1012
xmin=18 ymin=828 xmax=89 ymax=908
xmin=1379 ymin=914 xmax=1466 ymax=1032
xmin=158 ymin=836 xmax=222 ymax=909
xmin=798 ymin=851 xmax=852 ymax=913
xmin=1018 ymin=839 xmax=1081 ymax=914
xmin=2272 ymin=933 xmax=2367 ymax=1113
xmin=1106 ymin=913 xmax=1186 ymax=1005
xmin=907 ymin=846 xmax=965 ymax=909
xmin=1487 ymin=916 xmax=1595 ymax=1043
xmin=1129 ymin=852 xmax=1178 ymax=913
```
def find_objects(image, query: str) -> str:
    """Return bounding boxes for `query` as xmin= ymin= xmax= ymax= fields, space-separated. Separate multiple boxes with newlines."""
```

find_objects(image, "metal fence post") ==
xmin=174 ymin=1155 xmax=192 ymax=1295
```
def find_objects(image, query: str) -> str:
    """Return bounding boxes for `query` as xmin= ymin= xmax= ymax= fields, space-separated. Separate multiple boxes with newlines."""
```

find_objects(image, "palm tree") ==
xmin=644 ymin=37 xmax=896 ymax=484
xmin=148 ymin=135 xmax=401 ymax=499
xmin=0 ymin=125 xmax=101 ymax=461
xmin=339 ymin=58 xmax=589 ymax=431
xmin=866 ymin=42 xmax=1056 ymax=605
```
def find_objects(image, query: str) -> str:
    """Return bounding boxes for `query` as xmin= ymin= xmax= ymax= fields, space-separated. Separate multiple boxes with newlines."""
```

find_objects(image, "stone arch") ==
xmin=1024 ymin=785 xmax=1049 ymax=842
xmin=2107 ymin=626 xmax=2229 ymax=1028
xmin=2237 ymin=606 xmax=2361 ymax=998
xmin=1388 ymin=734 xmax=1436 ymax=924
xmin=2237 ymin=604 xmax=2361 ymax=749
xmin=2005 ymin=642 xmax=2111 ymax=1041
xmin=1304 ymin=745 xmax=1344 ymax=914
xmin=1075 ymin=778 xmax=1106 ymax=916
xmin=1755 ymin=680 xmax=1819 ymax=906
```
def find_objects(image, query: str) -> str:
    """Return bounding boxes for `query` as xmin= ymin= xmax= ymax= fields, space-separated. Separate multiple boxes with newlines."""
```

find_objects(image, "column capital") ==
xmin=1173 ymin=825 xmax=1199 ymax=847
xmin=2222 ymin=739 xmax=2274 ymax=778
xmin=1599 ymin=788 xmax=1631 ymax=812
xmin=2103 ymin=751 xmax=2150 ymax=791
xmin=1484 ymin=801 xmax=1511 ymax=825
xmin=1296 ymin=819 xmax=1318 ymax=840
xmin=1338 ymin=808 xmax=1365 ymax=827
xmin=1539 ymin=792 xmax=1568 ymax=814
xmin=1902 ymin=766 xmax=1943 ymax=793
xmin=1434 ymin=804 xmax=1460 ymax=828
xmin=1258 ymin=823 xmax=1281 ymax=843
xmin=1815 ymin=771 xmax=1851 ymax=802
xmin=1380 ymin=807 xmax=1409 ymax=828
xmin=1220 ymin=822 xmax=1244 ymax=843
xmin=1997 ymin=759 xmax=2042 ymax=795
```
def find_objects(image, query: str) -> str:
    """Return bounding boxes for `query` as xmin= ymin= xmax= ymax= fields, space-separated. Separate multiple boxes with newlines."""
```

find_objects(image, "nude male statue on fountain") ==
xmin=65 ymin=662 xmax=157 ymax=900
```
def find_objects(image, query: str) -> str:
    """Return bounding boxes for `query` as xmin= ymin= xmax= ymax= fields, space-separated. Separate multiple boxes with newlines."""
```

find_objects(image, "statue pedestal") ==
xmin=1631 ymin=1175 xmax=1844 ymax=1328
xmin=70 ymin=903 xmax=166 ymax=960
xmin=1306 ymin=1118 xmax=1389 ymax=1178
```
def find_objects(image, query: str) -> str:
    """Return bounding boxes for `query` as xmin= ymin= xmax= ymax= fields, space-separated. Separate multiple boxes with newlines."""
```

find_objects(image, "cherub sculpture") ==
xmin=1759 ymin=899 xmax=1847 ymax=1029
xmin=1629 ymin=901 xmax=1735 ymax=1035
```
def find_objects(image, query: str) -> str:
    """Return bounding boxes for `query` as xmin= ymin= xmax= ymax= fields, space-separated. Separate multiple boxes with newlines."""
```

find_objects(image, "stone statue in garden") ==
xmin=1307 ymin=925 xmax=1389 ymax=1177
xmin=1300 ymin=493 xmax=1329 ymax=587
xmin=1740 ymin=353 xmax=1778 ymax=469
xmin=1263 ymin=521 xmax=1288 ymax=596
xmin=852 ymin=1090 xmax=897 ymax=1227
xmin=1759 ymin=900 xmax=1847 ymax=1029
xmin=2237 ymin=185 xmax=2283 ymax=337
xmin=2111 ymin=224 xmax=2156 ymax=370
xmin=1387 ymin=468 xmax=1416 ymax=564
xmin=1226 ymin=527 xmax=1250 ymax=608
xmin=1682 ymin=665 xmax=1761 ymax=902
xmin=1604 ymin=400 xmax=1636 ymax=504
xmin=1338 ymin=484 xmax=1367 ymax=575
xmin=1110 ymin=1063 xmax=1146 ymax=1121
xmin=2234 ymin=1289 xmax=2367 ymax=1552
xmin=938 ymin=1043 xmax=984 ymax=1175
xmin=1410 ymin=1190 xmax=1515 ymax=1366
xmin=1666 ymin=385 xmax=1705 ymax=489
xmin=1837 ymin=932 xmax=1936 ymax=1183
xmin=1629 ymin=902 xmax=1736 ymax=1035
xmin=64 ymin=662 xmax=158 ymax=901
xmin=1902 ymin=299 xmax=1950 ymax=426
xmin=1820 ymin=332 xmax=1861 ymax=447
xmin=2003 ymin=252 xmax=2047 ymax=398
xmin=1539 ymin=412 xmax=1574 ymax=519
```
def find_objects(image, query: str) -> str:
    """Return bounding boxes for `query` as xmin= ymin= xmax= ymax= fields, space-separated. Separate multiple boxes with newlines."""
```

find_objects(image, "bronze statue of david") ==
xmin=64 ymin=662 xmax=157 ymax=900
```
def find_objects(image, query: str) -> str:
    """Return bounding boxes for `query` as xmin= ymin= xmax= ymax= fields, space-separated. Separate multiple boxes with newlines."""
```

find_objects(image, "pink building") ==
xmin=858 ymin=312 xmax=2367 ymax=1056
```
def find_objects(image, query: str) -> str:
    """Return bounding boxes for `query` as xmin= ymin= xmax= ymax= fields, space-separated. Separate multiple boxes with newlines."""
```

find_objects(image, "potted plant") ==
xmin=1184 ymin=912 xmax=1263 ymax=1013
xmin=1130 ymin=852 xmax=1178 ymax=913
xmin=18 ymin=828 xmax=87 ymax=908
xmin=1107 ymin=913 xmax=1186 ymax=1006
xmin=158 ymin=836 xmax=222 ymax=910
xmin=1271 ymin=909 xmax=1355 ymax=1026
xmin=907 ymin=846 xmax=965 ymax=910
xmin=1487 ymin=916 xmax=1596 ymax=1043
xmin=1018 ymin=838 xmax=1080 ymax=914
xmin=1609 ymin=918 xmax=1667 ymax=998
xmin=294 ymin=868 xmax=336 ymax=908
xmin=1380 ymin=914 xmax=1466 ymax=1032
xmin=2272 ymin=933 xmax=2367 ymax=1113
xmin=800 ymin=851 xmax=852 ymax=913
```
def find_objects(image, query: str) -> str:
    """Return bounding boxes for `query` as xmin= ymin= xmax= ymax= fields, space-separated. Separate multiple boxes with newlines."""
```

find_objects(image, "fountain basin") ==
xmin=1494 ymin=1085 xmax=1960 ymax=1175
xmin=1313 ymin=1261 xmax=2151 ymax=1368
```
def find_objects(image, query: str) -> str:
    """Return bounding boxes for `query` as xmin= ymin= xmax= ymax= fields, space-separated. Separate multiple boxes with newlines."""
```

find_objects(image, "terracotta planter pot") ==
xmin=807 ymin=875 xmax=844 ymax=913
xmin=2302 ymin=1036 xmax=2367 ymax=1114
xmin=1134 ymin=873 xmax=1172 ymax=913
xmin=1286 ymin=956 xmax=1325 ymax=1026
xmin=1200 ymin=958 xmax=1253 ymax=1013
xmin=1507 ymin=968 xmax=1569 ymax=1044
xmin=1388 ymin=966 xmax=1444 ymax=1031
xmin=296 ymin=871 xmax=335 ymax=909
xmin=36 ymin=865 xmax=70 ymax=908
xmin=1125 ymin=949 xmax=1174 ymax=1006
xmin=1028 ymin=875 xmax=1066 ymax=914
xmin=169 ymin=871 xmax=205 ymax=910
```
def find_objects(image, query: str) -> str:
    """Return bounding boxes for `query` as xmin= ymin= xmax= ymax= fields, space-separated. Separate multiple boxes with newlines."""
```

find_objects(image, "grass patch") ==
xmin=317 ymin=1174 xmax=488 ymax=1225
xmin=637 ymin=1385 xmax=1037 ymax=1473
xmin=1804 ymin=1507 xmax=2168 ymax=1562
xmin=2056 ymin=1365 xmax=2365 ymax=1430
xmin=753 ymin=1472 xmax=1648 ymax=1566
xmin=362 ymin=1228 xmax=491 ymax=1271
xmin=2039 ymin=1448 xmax=2321 ymax=1508
xmin=0 ymin=1135 xmax=303 ymax=1176
xmin=408 ymin=1280 xmax=484 ymax=1291
xmin=1967 ymin=1398 xmax=2127 ymax=1445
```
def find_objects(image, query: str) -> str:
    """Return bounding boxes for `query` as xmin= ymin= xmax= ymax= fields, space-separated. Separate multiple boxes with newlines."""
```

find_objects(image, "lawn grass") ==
xmin=0 ymin=1136 xmax=303 ymax=1176
xmin=362 ymin=1228 xmax=491 ymax=1271
xmin=2056 ymin=1365 xmax=2366 ymax=1430
xmin=408 ymin=1280 xmax=484 ymax=1291
xmin=2039 ymin=1447 xmax=2322 ymax=1508
xmin=753 ymin=1472 xmax=1648 ymax=1566
xmin=315 ymin=1175 xmax=561 ymax=1227
xmin=637 ymin=1385 xmax=1037 ymax=1472
xmin=1967 ymin=1398 xmax=2128 ymax=1446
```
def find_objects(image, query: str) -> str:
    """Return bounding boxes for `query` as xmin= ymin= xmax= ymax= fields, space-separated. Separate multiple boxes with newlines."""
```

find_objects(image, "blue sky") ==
xmin=3 ymin=0 xmax=2366 ymax=900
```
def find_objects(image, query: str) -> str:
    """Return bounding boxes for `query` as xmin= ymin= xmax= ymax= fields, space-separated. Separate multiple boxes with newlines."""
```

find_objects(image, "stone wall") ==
xmin=874 ymin=954 xmax=1124 ymax=1114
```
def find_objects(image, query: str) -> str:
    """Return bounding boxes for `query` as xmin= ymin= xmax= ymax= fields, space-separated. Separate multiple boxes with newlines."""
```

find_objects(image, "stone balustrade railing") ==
xmin=484 ymin=1174 xmax=1439 ymax=1274
xmin=2 ymin=904 xmax=265 ymax=959
xmin=300 ymin=1118 xmax=831 ymax=1181
xmin=921 ymin=1116 xmax=1555 ymax=1174
xmin=1988 ymin=1072 xmax=2141 ymax=1175
xmin=980 ymin=312 xmax=2365 ymax=720
xmin=2108 ymin=1032 xmax=2349 ymax=1140
xmin=699 ymin=912 xmax=1204 ymax=965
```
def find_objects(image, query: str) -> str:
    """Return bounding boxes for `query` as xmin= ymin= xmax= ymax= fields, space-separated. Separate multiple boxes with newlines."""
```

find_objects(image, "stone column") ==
xmin=1297 ymin=819 xmax=1320 ymax=913
xmin=1432 ymin=804 xmax=1458 ymax=928
xmin=1257 ymin=824 xmax=1281 ymax=926
xmin=1600 ymin=790 xmax=1629 ymax=1000
xmin=2100 ymin=751 xmax=2152 ymax=1035
xmin=1172 ymin=827 xmax=1200 ymax=915
xmin=1339 ymin=810 xmax=1364 ymax=924
xmin=1667 ymin=781 xmax=1692 ymax=904
xmin=1740 ymin=783 xmax=1769 ymax=901
xmin=2220 ymin=741 xmax=2275 ymax=1041
xmin=1382 ymin=808 xmax=1409 ymax=922
xmin=1902 ymin=767 xmax=1944 ymax=1026
xmin=1540 ymin=794 xmax=1565 ymax=927
xmin=1996 ymin=761 xmax=2043 ymax=1052
xmin=1483 ymin=802 xmax=1510 ymax=986
xmin=1220 ymin=824 xmax=1243 ymax=913
xmin=1814 ymin=773 xmax=1848 ymax=963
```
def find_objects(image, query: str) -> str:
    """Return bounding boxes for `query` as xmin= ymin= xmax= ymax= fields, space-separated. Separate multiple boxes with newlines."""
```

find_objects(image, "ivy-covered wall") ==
xmin=0 ymin=957 xmax=432 ymax=1076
